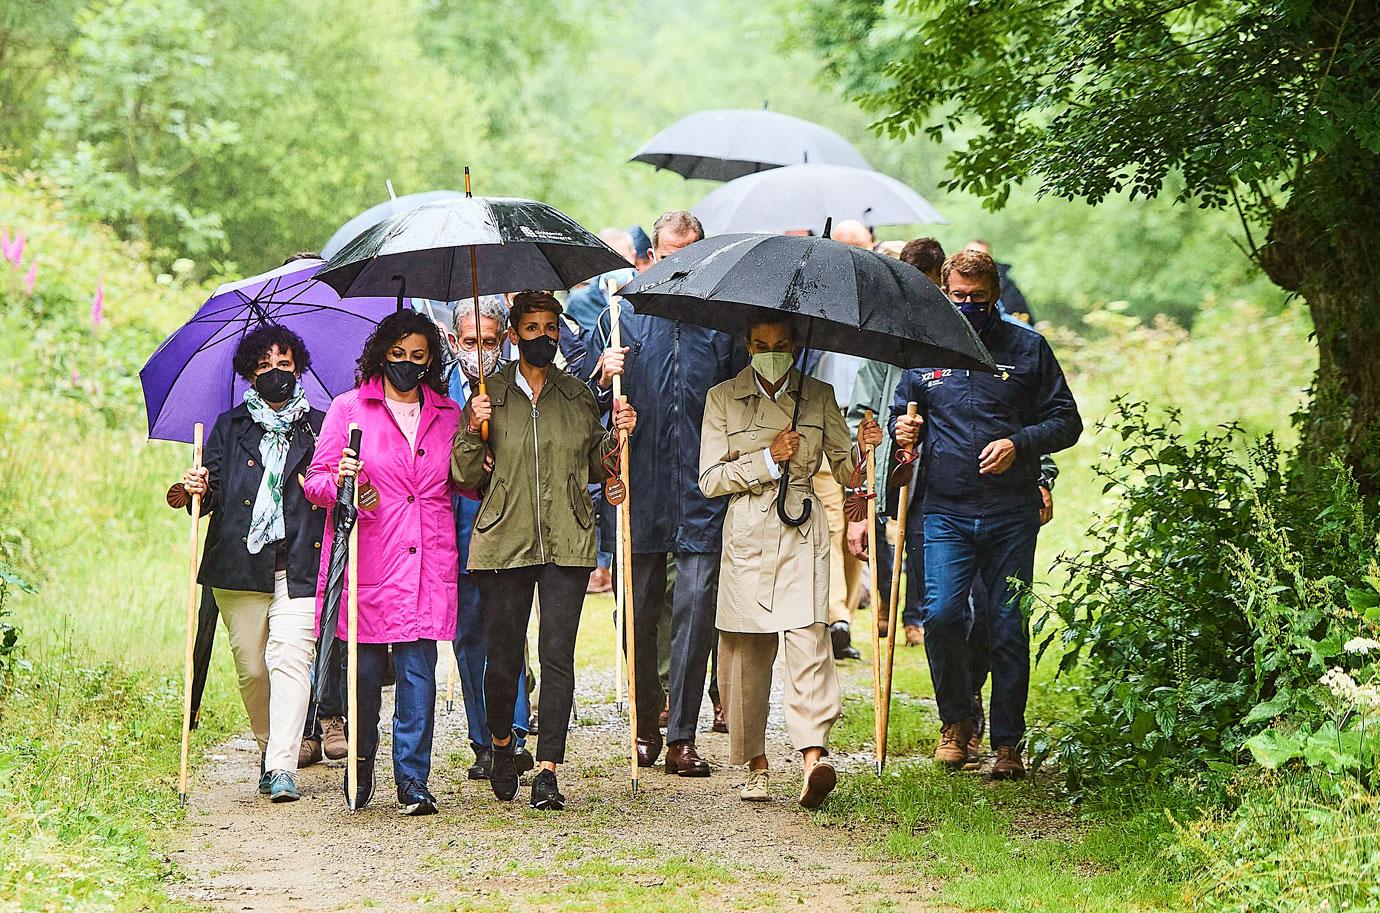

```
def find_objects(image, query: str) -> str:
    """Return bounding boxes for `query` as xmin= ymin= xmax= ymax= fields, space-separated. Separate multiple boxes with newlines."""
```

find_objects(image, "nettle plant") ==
xmin=1031 ymin=401 xmax=1379 ymax=789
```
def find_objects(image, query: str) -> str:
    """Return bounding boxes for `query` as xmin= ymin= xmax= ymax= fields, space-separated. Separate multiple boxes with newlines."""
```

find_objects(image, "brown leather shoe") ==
xmin=298 ymin=736 xmax=323 ymax=769
xmin=320 ymin=716 xmax=348 ymax=761
xmin=658 ymin=698 xmax=669 ymax=728
xmin=586 ymin=567 xmax=612 ymax=594
xmin=991 ymin=745 xmax=1026 ymax=780
xmin=934 ymin=720 xmax=975 ymax=769
xmin=904 ymin=624 xmax=924 ymax=646
xmin=712 ymin=703 xmax=728 ymax=734
xmin=636 ymin=733 xmax=663 ymax=768
xmin=665 ymin=740 xmax=711 ymax=777
xmin=876 ymin=601 xmax=890 ymax=638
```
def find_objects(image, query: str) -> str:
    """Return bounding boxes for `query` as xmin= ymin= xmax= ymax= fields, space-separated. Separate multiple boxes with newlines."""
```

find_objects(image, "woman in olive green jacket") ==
xmin=453 ymin=290 xmax=637 ymax=811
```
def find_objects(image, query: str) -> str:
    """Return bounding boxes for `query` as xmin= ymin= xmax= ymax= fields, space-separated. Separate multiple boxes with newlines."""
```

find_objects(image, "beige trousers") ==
xmin=813 ymin=462 xmax=865 ymax=624
xmin=213 ymin=572 xmax=315 ymax=773
xmin=717 ymin=623 xmax=843 ymax=765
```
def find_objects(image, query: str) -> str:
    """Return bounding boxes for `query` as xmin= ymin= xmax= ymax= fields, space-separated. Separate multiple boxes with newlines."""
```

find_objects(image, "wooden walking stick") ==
xmin=178 ymin=422 xmax=205 ymax=806
xmin=608 ymin=279 xmax=627 ymax=712
xmin=346 ymin=423 xmax=361 ymax=811
xmin=616 ymin=393 xmax=640 ymax=797
xmin=445 ymin=653 xmax=456 ymax=713
xmin=464 ymin=167 xmax=489 ymax=441
xmin=862 ymin=410 xmax=887 ymax=775
xmin=878 ymin=402 xmax=918 ymax=774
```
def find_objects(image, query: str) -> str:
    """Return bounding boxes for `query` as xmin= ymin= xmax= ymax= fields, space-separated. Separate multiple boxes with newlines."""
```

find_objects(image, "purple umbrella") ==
xmin=140 ymin=259 xmax=396 ymax=443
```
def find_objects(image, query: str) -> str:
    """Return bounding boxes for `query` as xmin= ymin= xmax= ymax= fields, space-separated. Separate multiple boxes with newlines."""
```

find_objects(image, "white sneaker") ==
xmin=740 ymin=768 xmax=770 ymax=802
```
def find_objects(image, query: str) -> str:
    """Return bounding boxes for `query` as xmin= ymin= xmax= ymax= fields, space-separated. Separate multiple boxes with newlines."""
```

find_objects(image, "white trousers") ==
xmin=213 ymin=572 xmax=315 ymax=773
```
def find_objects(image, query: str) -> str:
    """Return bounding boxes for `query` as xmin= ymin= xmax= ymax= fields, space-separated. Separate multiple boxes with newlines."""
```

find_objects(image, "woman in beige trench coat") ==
xmin=699 ymin=318 xmax=882 ymax=808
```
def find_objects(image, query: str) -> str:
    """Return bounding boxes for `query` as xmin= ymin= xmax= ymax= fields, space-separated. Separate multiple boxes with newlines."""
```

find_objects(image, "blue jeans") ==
xmin=356 ymin=639 xmax=437 ymax=791
xmin=453 ymin=576 xmax=528 ymax=753
xmin=921 ymin=509 xmax=1039 ymax=747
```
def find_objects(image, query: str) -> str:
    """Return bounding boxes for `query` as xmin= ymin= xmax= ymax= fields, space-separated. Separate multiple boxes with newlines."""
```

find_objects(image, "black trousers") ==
xmin=476 ymin=563 xmax=588 ymax=764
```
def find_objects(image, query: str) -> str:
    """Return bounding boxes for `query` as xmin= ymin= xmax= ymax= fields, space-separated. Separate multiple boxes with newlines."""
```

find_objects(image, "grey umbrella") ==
xmin=692 ymin=163 xmax=946 ymax=235
xmin=322 ymin=190 xmax=464 ymax=260
xmin=631 ymin=108 xmax=872 ymax=182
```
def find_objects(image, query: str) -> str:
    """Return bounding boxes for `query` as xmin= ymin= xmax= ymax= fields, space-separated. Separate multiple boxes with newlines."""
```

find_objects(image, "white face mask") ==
xmin=751 ymin=351 xmax=793 ymax=384
xmin=458 ymin=344 xmax=501 ymax=381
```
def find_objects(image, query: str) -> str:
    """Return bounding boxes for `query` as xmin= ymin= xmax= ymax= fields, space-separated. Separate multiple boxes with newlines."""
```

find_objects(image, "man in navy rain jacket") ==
xmin=891 ymin=249 xmax=1081 ymax=780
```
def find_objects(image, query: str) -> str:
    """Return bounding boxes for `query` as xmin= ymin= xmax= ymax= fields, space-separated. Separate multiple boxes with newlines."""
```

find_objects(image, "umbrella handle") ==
xmin=776 ymin=466 xmax=812 ymax=527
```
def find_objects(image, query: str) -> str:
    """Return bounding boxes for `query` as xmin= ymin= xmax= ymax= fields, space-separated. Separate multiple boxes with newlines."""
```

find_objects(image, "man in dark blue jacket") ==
xmin=593 ymin=211 xmax=745 ymax=776
xmin=891 ymin=249 xmax=1081 ymax=780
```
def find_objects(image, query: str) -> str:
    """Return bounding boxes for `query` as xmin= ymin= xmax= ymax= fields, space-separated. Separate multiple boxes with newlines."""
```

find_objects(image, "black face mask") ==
xmin=384 ymin=359 xmax=427 ymax=393
xmin=517 ymin=334 xmax=558 ymax=369
xmin=253 ymin=367 xmax=295 ymax=403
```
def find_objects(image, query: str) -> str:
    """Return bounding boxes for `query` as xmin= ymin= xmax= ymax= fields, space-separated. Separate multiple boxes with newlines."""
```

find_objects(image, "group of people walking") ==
xmin=167 ymin=208 xmax=1082 ymax=817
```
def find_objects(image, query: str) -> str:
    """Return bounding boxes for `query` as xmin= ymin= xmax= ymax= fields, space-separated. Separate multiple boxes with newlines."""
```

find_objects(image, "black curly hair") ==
xmin=233 ymin=323 xmax=312 ymax=381
xmin=355 ymin=310 xmax=447 ymax=395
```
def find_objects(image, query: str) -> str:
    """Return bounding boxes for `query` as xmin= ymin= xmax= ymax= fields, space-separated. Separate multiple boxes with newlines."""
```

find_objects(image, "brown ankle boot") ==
xmin=320 ymin=716 xmax=348 ymax=761
xmin=934 ymin=720 xmax=974 ymax=768
xmin=991 ymin=745 xmax=1026 ymax=780
xmin=298 ymin=736 xmax=323 ymax=769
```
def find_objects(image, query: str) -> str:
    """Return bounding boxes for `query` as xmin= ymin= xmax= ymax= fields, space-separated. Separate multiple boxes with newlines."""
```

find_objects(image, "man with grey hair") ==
xmin=447 ymin=296 xmax=535 ymax=780
xmin=594 ymin=210 xmax=745 ymax=777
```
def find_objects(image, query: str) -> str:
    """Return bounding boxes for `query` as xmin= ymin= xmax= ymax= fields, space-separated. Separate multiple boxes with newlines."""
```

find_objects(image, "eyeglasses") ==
xmin=947 ymin=291 xmax=991 ymax=304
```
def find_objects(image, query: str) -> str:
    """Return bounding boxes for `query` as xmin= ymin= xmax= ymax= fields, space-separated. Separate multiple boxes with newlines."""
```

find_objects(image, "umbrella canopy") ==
xmin=140 ymin=259 xmax=396 ymax=444
xmin=322 ymin=190 xmax=464 ymax=260
xmin=315 ymin=196 xmax=628 ymax=300
xmin=692 ymin=163 xmax=946 ymax=235
xmin=631 ymin=108 xmax=872 ymax=181
xmin=617 ymin=233 xmax=993 ymax=373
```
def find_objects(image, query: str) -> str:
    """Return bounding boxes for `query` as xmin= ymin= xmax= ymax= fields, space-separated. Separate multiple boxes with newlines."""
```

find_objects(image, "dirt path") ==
xmin=171 ymin=666 xmax=944 ymax=913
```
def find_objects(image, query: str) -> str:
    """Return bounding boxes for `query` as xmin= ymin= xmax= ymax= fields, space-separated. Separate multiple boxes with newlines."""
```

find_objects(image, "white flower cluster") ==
xmin=1343 ymin=637 xmax=1380 ymax=655
xmin=1320 ymin=667 xmax=1380 ymax=709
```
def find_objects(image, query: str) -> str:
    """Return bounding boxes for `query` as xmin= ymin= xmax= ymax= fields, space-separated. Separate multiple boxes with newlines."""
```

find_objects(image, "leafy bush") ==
xmin=1031 ymin=401 xmax=1379 ymax=790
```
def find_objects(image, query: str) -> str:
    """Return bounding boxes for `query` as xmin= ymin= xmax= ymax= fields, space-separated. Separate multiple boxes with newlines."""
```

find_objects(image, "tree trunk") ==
xmin=1260 ymin=154 xmax=1380 ymax=494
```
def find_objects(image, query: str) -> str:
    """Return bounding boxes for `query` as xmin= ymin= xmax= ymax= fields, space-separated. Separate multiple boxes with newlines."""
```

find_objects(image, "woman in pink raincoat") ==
xmin=306 ymin=310 xmax=460 ymax=816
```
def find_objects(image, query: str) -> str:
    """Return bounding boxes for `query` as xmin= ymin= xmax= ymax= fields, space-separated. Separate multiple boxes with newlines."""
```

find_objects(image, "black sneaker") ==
xmin=468 ymin=748 xmax=493 ymax=780
xmin=530 ymin=769 xmax=565 ymax=811
xmin=342 ymin=758 xmax=376 ymax=811
xmin=489 ymin=744 xmax=519 ymax=801
xmin=398 ymin=778 xmax=437 ymax=816
xmin=514 ymin=746 xmax=536 ymax=775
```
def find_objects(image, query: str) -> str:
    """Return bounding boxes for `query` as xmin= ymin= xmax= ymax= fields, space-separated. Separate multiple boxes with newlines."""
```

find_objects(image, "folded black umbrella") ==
xmin=618 ymin=231 xmax=994 ymax=526
xmin=188 ymin=588 xmax=218 ymax=730
xmin=311 ymin=428 xmax=361 ymax=721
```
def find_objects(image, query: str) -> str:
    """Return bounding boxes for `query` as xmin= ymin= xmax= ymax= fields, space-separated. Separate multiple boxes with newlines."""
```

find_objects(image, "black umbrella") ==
xmin=310 ymin=427 xmax=362 ymax=721
xmin=315 ymin=194 xmax=628 ymax=301
xmin=618 ymin=230 xmax=994 ymax=524
xmin=187 ymin=588 xmax=218 ymax=730
xmin=631 ymin=108 xmax=872 ymax=182
xmin=322 ymin=190 xmax=464 ymax=260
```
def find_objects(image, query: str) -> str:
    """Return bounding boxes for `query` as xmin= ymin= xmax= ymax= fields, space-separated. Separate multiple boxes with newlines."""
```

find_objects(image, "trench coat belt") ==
xmin=751 ymin=474 xmax=815 ymax=613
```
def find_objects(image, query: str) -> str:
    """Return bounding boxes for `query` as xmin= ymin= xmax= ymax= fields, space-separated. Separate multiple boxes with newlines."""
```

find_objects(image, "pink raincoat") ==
xmin=306 ymin=376 xmax=460 ymax=644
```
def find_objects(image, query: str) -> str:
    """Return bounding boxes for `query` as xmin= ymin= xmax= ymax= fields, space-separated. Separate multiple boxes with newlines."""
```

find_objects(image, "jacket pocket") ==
xmin=568 ymin=476 xmax=593 ymax=530
xmin=476 ymin=479 xmax=507 ymax=533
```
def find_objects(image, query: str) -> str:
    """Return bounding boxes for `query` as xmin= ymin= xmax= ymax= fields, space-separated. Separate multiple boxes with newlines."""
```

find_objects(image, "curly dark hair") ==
xmin=233 ymin=323 xmax=312 ymax=381
xmin=355 ymin=310 xmax=448 ymax=395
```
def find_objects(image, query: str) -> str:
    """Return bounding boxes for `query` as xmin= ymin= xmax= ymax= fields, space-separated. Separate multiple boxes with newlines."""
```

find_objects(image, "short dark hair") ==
xmin=900 ymin=238 xmax=946 ymax=277
xmin=745 ymin=318 xmax=796 ymax=345
xmin=233 ymin=324 xmax=311 ymax=381
xmin=355 ymin=310 xmax=448 ymax=394
xmin=652 ymin=210 xmax=704 ymax=249
xmin=282 ymin=251 xmax=321 ymax=265
xmin=510 ymin=290 xmax=563 ymax=322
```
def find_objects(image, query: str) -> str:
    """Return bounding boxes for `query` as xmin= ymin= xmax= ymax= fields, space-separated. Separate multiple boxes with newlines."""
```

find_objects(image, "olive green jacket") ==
xmin=452 ymin=362 xmax=613 ymax=571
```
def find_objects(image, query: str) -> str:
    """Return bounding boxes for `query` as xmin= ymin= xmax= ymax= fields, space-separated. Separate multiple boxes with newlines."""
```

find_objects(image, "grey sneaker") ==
xmin=258 ymin=754 xmax=272 ymax=794
xmin=268 ymin=770 xmax=299 ymax=803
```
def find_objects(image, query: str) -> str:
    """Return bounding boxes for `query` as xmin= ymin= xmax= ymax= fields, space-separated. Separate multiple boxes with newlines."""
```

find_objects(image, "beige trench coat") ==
xmin=699 ymin=366 xmax=854 ymax=634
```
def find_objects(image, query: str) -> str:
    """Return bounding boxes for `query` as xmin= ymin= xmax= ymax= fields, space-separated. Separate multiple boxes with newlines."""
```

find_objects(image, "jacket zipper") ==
xmin=531 ymin=397 xmax=546 ymax=563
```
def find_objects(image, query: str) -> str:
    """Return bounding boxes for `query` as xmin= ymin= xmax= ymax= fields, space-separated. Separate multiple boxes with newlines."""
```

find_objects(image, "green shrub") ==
xmin=1031 ymin=402 xmax=1379 ymax=790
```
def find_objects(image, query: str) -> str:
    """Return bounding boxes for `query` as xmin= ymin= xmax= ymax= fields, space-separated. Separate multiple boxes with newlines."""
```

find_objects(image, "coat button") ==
xmin=407 ymin=495 xmax=415 ymax=503
xmin=243 ymin=499 xmax=252 ymax=506
xmin=314 ymin=541 xmax=321 ymax=548
xmin=311 ymin=504 xmax=318 ymax=511
xmin=247 ymin=459 xmax=255 ymax=467
xmin=417 ymin=448 xmax=426 ymax=457
xmin=408 ymin=546 xmax=417 ymax=554
xmin=241 ymin=536 xmax=248 ymax=544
